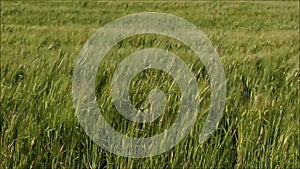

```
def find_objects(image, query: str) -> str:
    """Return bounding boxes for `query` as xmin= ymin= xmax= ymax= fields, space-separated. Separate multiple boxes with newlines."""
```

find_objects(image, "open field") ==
xmin=1 ymin=1 xmax=299 ymax=168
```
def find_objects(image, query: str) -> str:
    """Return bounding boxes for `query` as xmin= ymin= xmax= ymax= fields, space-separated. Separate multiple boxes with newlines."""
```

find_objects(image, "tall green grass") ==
xmin=1 ymin=1 xmax=299 ymax=168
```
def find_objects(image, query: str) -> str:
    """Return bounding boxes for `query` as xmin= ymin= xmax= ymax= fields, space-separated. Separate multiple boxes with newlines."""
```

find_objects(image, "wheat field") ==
xmin=1 ymin=1 xmax=299 ymax=168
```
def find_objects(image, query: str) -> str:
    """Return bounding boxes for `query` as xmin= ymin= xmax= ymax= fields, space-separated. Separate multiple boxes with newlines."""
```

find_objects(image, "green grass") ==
xmin=1 ymin=1 xmax=299 ymax=168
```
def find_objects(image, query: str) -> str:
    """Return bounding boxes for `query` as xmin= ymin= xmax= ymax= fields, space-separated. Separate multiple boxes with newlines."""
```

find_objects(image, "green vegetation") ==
xmin=1 ymin=1 xmax=299 ymax=168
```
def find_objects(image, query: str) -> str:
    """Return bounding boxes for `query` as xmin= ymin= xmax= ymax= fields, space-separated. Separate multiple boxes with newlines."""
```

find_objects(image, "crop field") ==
xmin=1 ymin=1 xmax=299 ymax=169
